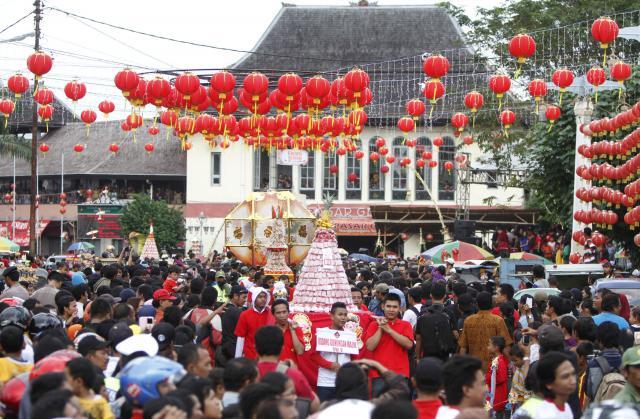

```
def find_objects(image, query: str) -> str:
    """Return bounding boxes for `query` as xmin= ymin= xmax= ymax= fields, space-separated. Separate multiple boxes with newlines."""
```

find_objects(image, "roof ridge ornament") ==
xmin=350 ymin=0 xmax=377 ymax=6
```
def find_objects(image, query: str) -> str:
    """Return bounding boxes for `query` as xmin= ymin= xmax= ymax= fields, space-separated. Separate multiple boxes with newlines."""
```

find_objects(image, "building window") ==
xmin=369 ymin=139 xmax=384 ymax=200
xmin=438 ymin=136 xmax=455 ymax=200
xmin=300 ymin=151 xmax=315 ymax=199
xmin=276 ymin=163 xmax=293 ymax=190
xmin=323 ymin=150 xmax=338 ymax=197
xmin=211 ymin=152 xmax=221 ymax=186
xmin=346 ymin=150 xmax=362 ymax=200
xmin=415 ymin=137 xmax=432 ymax=200
xmin=253 ymin=148 xmax=270 ymax=191
xmin=487 ymin=170 xmax=498 ymax=189
xmin=392 ymin=137 xmax=408 ymax=200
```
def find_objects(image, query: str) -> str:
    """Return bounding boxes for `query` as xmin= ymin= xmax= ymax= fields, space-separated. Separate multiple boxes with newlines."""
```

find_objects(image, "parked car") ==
xmin=44 ymin=255 xmax=68 ymax=269
xmin=591 ymin=279 xmax=640 ymax=307
xmin=514 ymin=287 xmax=561 ymax=303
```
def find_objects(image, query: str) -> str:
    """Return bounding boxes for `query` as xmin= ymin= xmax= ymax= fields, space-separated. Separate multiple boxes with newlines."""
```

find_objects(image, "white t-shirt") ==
xmin=316 ymin=327 xmax=352 ymax=387
xmin=529 ymin=343 xmax=540 ymax=363
xmin=525 ymin=399 xmax=572 ymax=419
xmin=435 ymin=406 xmax=459 ymax=419
xmin=402 ymin=304 xmax=423 ymax=329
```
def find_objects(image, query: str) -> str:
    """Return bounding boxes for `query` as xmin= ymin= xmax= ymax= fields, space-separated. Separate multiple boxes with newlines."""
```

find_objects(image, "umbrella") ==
xmin=67 ymin=242 xmax=95 ymax=252
xmin=421 ymin=240 xmax=493 ymax=264
xmin=508 ymin=252 xmax=553 ymax=265
xmin=0 ymin=237 xmax=19 ymax=253
xmin=349 ymin=253 xmax=382 ymax=263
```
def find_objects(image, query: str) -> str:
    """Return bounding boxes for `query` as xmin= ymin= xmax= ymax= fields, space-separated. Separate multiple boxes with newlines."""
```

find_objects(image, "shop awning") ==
xmin=307 ymin=204 xmax=377 ymax=236
xmin=0 ymin=220 xmax=50 ymax=247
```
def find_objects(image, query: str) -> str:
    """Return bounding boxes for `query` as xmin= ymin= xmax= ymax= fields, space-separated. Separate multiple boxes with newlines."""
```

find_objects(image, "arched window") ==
xmin=415 ymin=136 xmax=432 ymax=200
xmin=323 ymin=149 xmax=338 ymax=197
xmin=392 ymin=137 xmax=408 ymax=200
xmin=369 ymin=138 xmax=384 ymax=200
xmin=438 ymin=136 xmax=455 ymax=200
xmin=346 ymin=149 xmax=362 ymax=200
xmin=300 ymin=151 xmax=315 ymax=199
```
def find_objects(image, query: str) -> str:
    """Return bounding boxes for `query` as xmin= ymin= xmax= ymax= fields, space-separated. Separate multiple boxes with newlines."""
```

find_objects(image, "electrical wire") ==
xmin=0 ymin=11 xmax=33 ymax=36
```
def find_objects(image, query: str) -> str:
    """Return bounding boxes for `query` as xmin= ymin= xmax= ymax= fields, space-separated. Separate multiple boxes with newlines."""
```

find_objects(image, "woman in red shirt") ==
xmin=486 ymin=336 xmax=508 ymax=418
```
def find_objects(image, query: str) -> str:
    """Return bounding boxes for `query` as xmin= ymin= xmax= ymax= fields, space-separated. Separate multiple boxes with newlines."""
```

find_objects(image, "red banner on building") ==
xmin=307 ymin=204 xmax=377 ymax=236
xmin=0 ymin=220 xmax=50 ymax=247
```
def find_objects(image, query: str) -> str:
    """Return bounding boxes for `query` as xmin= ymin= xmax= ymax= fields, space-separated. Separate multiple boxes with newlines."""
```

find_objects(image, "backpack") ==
xmin=418 ymin=307 xmax=457 ymax=357
xmin=588 ymin=356 xmax=626 ymax=402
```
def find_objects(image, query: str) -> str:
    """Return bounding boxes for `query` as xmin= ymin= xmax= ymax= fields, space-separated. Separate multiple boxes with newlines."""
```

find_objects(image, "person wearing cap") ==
xmin=234 ymin=287 xmax=274 ymax=359
xmin=368 ymin=283 xmax=389 ymax=316
xmin=153 ymin=289 xmax=177 ymax=324
xmin=413 ymin=357 xmax=444 ymax=419
xmin=152 ymin=322 xmax=177 ymax=360
xmin=77 ymin=333 xmax=110 ymax=371
xmin=615 ymin=345 xmax=640 ymax=403
xmin=445 ymin=258 xmax=455 ymax=275
xmin=0 ymin=267 xmax=29 ymax=301
xmin=213 ymin=271 xmax=231 ymax=303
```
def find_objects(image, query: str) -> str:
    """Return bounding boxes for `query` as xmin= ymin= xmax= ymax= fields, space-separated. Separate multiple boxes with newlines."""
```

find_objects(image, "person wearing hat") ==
xmin=152 ymin=322 xmax=176 ymax=360
xmin=615 ymin=345 xmax=640 ymax=403
xmin=31 ymin=271 xmax=65 ymax=308
xmin=412 ymin=357 xmax=444 ymax=419
xmin=0 ymin=267 xmax=28 ymax=301
xmin=368 ymin=283 xmax=389 ymax=316
xmin=76 ymin=333 xmax=110 ymax=371
xmin=213 ymin=271 xmax=231 ymax=303
xmin=153 ymin=289 xmax=176 ymax=324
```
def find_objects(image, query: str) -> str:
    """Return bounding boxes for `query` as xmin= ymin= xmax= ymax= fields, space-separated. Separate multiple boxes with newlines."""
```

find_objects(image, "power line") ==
xmin=0 ymin=11 xmax=33 ymax=36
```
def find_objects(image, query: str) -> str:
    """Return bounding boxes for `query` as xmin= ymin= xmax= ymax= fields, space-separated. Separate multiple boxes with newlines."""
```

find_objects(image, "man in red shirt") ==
xmin=413 ymin=358 xmax=444 ymax=419
xmin=364 ymin=293 xmax=414 ymax=395
xmin=255 ymin=325 xmax=320 ymax=414
xmin=491 ymin=283 xmax=520 ymax=325
xmin=351 ymin=287 xmax=369 ymax=311
xmin=271 ymin=299 xmax=304 ymax=364
xmin=234 ymin=287 xmax=274 ymax=359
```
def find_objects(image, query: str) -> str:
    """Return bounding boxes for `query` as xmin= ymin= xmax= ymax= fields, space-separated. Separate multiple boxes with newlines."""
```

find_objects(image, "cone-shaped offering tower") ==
xmin=140 ymin=224 xmax=160 ymax=260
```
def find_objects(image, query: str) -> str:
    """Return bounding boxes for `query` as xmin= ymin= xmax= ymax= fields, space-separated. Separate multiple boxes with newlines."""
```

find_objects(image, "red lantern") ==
xmin=552 ymin=68 xmax=574 ymax=105
xmin=500 ymin=109 xmax=516 ymax=131
xmin=33 ymin=87 xmax=53 ymax=106
xmin=347 ymin=172 xmax=359 ymax=183
xmin=243 ymin=72 xmax=269 ymax=100
xmin=369 ymin=151 xmax=380 ymax=162
xmin=80 ymin=109 xmax=96 ymax=126
xmin=26 ymin=51 xmax=53 ymax=79
xmin=422 ymin=54 xmax=450 ymax=80
xmin=406 ymin=99 xmax=426 ymax=120
xmin=426 ymin=233 xmax=434 ymax=241
xmin=451 ymin=112 xmax=469 ymax=133
xmin=611 ymin=61 xmax=632 ymax=98
xmin=429 ymin=161 xmax=438 ymax=168
xmin=379 ymin=146 xmax=389 ymax=156
xmin=380 ymin=165 xmax=390 ymax=174
xmin=397 ymin=116 xmax=415 ymax=133
xmin=422 ymin=151 xmax=432 ymax=160
xmin=423 ymin=79 xmax=445 ymax=104
xmin=545 ymin=105 xmax=562 ymax=129
xmin=462 ymin=135 xmax=473 ymax=146
xmin=37 ymin=104 xmax=53 ymax=121
xmin=444 ymin=161 xmax=454 ymax=171
xmin=306 ymin=76 xmax=331 ymax=105
xmin=508 ymin=34 xmax=536 ymax=64
xmin=175 ymin=72 xmax=201 ymax=100
xmin=126 ymin=113 xmax=143 ymax=129
xmin=464 ymin=91 xmax=484 ymax=113
xmin=144 ymin=143 xmax=154 ymax=153
xmin=210 ymin=71 xmax=236 ymax=100
xmin=400 ymin=233 xmax=409 ymax=241
xmin=416 ymin=159 xmax=425 ymax=168
xmin=98 ymin=100 xmax=115 ymax=118
xmin=278 ymin=73 xmax=303 ymax=99
xmin=375 ymin=137 xmax=386 ymax=148
xmin=146 ymin=76 xmax=171 ymax=106
xmin=635 ymin=233 xmax=640 ymax=247
xmin=433 ymin=137 xmax=444 ymax=148
xmin=355 ymin=150 xmax=364 ymax=159
xmin=39 ymin=143 xmax=49 ymax=154
xmin=114 ymin=69 xmax=140 ymax=97
xmin=329 ymin=164 xmax=338 ymax=174
xmin=528 ymin=79 xmax=547 ymax=104
xmin=489 ymin=74 xmax=511 ymax=108
xmin=344 ymin=68 xmax=370 ymax=97
xmin=0 ymin=99 xmax=15 ymax=119
xmin=64 ymin=80 xmax=87 ymax=102
xmin=109 ymin=143 xmax=120 ymax=154
xmin=148 ymin=126 xmax=159 ymax=136
xmin=73 ymin=143 xmax=84 ymax=153
xmin=569 ymin=253 xmax=581 ymax=264
xmin=591 ymin=17 xmax=619 ymax=52
xmin=7 ymin=73 xmax=29 ymax=97
xmin=586 ymin=67 xmax=606 ymax=87
xmin=386 ymin=155 xmax=396 ymax=164
xmin=59 ymin=207 xmax=66 ymax=215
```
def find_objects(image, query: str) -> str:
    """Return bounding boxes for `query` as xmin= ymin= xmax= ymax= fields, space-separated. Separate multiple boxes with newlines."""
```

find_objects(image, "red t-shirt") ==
xmin=257 ymin=361 xmax=315 ymax=400
xmin=234 ymin=309 xmax=275 ymax=359
xmin=279 ymin=327 xmax=304 ymax=363
xmin=364 ymin=318 xmax=413 ymax=377
xmin=413 ymin=399 xmax=442 ymax=419
xmin=491 ymin=306 xmax=520 ymax=327
xmin=358 ymin=304 xmax=369 ymax=312
xmin=485 ymin=354 xmax=509 ymax=412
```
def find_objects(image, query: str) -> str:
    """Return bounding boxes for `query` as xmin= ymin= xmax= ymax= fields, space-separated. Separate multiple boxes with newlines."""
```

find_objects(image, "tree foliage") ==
xmin=0 ymin=134 xmax=31 ymax=161
xmin=119 ymin=193 xmax=185 ymax=251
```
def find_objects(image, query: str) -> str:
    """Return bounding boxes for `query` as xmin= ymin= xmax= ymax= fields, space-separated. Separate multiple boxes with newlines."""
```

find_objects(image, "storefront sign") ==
xmin=315 ymin=329 xmax=359 ymax=355
xmin=77 ymin=204 xmax=124 ymax=239
xmin=0 ymin=220 xmax=50 ymax=247
xmin=277 ymin=150 xmax=309 ymax=166
xmin=307 ymin=204 xmax=377 ymax=236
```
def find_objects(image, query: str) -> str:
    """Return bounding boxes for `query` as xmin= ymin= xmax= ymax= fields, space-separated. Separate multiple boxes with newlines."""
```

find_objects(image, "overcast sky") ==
xmin=0 ymin=0 xmax=502 ymax=120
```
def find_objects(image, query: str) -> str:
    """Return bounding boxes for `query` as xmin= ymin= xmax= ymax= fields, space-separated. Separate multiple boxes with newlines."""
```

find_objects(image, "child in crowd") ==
xmin=66 ymin=357 xmax=115 ymax=419
xmin=486 ymin=336 xmax=508 ymax=419
xmin=508 ymin=344 xmax=530 ymax=413
xmin=0 ymin=325 xmax=32 ymax=384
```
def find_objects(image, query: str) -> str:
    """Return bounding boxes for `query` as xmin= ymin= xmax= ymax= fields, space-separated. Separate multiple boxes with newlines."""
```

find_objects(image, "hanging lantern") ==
xmin=108 ymin=143 xmax=120 ymax=154
xmin=175 ymin=72 xmax=201 ymax=101
xmin=329 ymin=164 xmax=338 ymax=174
xmin=7 ymin=73 xmax=29 ymax=98
xmin=488 ymin=74 xmax=511 ymax=109
xmin=306 ymin=75 xmax=331 ymax=106
xmin=545 ymin=105 xmax=562 ymax=131
xmin=114 ymin=69 xmax=140 ymax=97
xmin=344 ymin=68 xmax=370 ymax=98
xmin=369 ymin=151 xmax=380 ymax=163
xmin=386 ymin=155 xmax=396 ymax=164
xmin=462 ymin=135 xmax=473 ymax=146
xmin=39 ymin=143 xmax=50 ymax=155
xmin=450 ymin=112 xmax=469 ymax=133
xmin=500 ymin=109 xmax=516 ymax=136
xmin=80 ymin=109 xmax=97 ymax=136
xmin=64 ymin=80 xmax=87 ymax=102
xmin=355 ymin=150 xmax=365 ymax=159
xmin=428 ymin=161 xmax=438 ymax=168
xmin=423 ymin=79 xmax=445 ymax=105
xmin=0 ymin=99 xmax=15 ymax=128
xmin=586 ymin=66 xmax=606 ymax=103
xmin=569 ymin=252 xmax=581 ymax=264
xmin=422 ymin=54 xmax=450 ymax=80
xmin=508 ymin=34 xmax=536 ymax=78
xmin=146 ymin=76 xmax=171 ymax=107
xmin=433 ymin=137 xmax=444 ymax=148
xmin=121 ymin=121 xmax=132 ymax=132
xmin=278 ymin=73 xmax=303 ymax=101
xmin=443 ymin=161 xmax=454 ymax=173
xmin=527 ymin=79 xmax=547 ymax=112
xmin=33 ymin=87 xmax=53 ymax=106
xmin=381 ymin=165 xmax=390 ymax=174
xmin=406 ymin=99 xmax=426 ymax=121
xmin=347 ymin=172 xmax=359 ymax=183
xmin=37 ymin=104 xmax=53 ymax=132
xmin=210 ymin=70 xmax=236 ymax=101
xmin=59 ymin=207 xmax=66 ymax=215
xmin=397 ymin=116 xmax=415 ymax=134
xmin=73 ymin=143 xmax=84 ymax=153
xmin=552 ymin=68 xmax=574 ymax=105
xmin=422 ymin=151 xmax=432 ymax=160
xmin=610 ymin=61 xmax=632 ymax=99
xmin=98 ymin=100 xmax=115 ymax=118
xmin=375 ymin=137 xmax=386 ymax=148
xmin=144 ymin=142 xmax=154 ymax=153
xmin=148 ymin=126 xmax=160 ymax=136
xmin=26 ymin=51 xmax=53 ymax=81
xmin=464 ymin=91 xmax=484 ymax=127
xmin=126 ymin=113 xmax=143 ymax=130
xmin=591 ymin=17 xmax=619 ymax=66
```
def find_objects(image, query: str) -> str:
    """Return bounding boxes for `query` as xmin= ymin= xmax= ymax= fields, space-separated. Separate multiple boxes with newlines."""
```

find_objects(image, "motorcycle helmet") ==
xmin=0 ymin=372 xmax=28 ymax=414
xmin=583 ymin=401 xmax=640 ymax=419
xmin=29 ymin=349 xmax=80 ymax=381
xmin=119 ymin=356 xmax=186 ymax=406
xmin=0 ymin=306 xmax=31 ymax=330
xmin=28 ymin=312 xmax=63 ymax=337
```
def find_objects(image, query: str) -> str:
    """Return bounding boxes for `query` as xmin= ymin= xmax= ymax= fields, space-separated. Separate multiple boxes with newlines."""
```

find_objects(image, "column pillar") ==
xmin=571 ymin=98 xmax=593 ymax=253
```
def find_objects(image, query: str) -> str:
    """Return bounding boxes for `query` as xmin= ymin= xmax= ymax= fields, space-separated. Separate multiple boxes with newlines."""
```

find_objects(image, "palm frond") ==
xmin=0 ymin=135 xmax=32 ymax=161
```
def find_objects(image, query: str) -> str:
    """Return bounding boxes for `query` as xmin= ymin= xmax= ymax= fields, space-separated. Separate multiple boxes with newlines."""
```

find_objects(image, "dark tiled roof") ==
xmin=0 ymin=120 xmax=186 ymax=177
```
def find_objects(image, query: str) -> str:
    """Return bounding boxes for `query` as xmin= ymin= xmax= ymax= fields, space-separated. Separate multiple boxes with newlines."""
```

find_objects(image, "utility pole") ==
xmin=28 ymin=0 xmax=41 ymax=256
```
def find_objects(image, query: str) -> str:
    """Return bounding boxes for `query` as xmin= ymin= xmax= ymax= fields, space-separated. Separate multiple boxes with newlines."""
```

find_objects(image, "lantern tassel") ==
xmin=547 ymin=121 xmax=554 ymax=133
xmin=602 ymin=47 xmax=607 ymax=68
xmin=559 ymin=91 xmax=564 ymax=106
xmin=86 ymin=124 xmax=90 ymax=137
xmin=429 ymin=104 xmax=435 ymax=119
xmin=472 ymin=112 xmax=477 ymax=129
xmin=514 ymin=63 xmax=523 ymax=80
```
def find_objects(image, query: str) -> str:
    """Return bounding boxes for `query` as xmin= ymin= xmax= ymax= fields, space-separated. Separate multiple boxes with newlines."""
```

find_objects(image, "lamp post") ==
xmin=198 ymin=211 xmax=205 ymax=256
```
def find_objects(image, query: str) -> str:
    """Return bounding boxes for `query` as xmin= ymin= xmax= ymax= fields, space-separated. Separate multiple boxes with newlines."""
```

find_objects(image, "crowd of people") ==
xmin=0 ymin=249 xmax=638 ymax=419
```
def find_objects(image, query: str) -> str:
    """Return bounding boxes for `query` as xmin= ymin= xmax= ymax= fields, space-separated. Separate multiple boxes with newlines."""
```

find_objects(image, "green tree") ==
xmin=120 ymin=193 xmax=185 ymax=251
xmin=0 ymin=134 xmax=31 ymax=161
